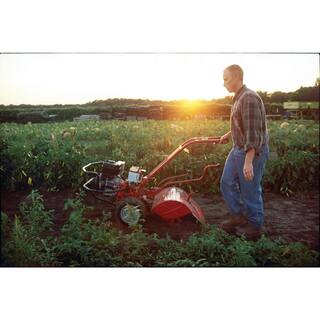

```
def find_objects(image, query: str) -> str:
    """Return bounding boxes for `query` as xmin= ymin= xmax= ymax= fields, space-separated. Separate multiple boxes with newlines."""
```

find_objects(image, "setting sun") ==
xmin=183 ymin=100 xmax=199 ymax=108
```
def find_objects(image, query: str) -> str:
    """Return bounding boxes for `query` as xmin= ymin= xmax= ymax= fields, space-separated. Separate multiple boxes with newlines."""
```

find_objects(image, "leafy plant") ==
xmin=1 ymin=190 xmax=59 ymax=266
xmin=1 ymin=193 xmax=319 ymax=267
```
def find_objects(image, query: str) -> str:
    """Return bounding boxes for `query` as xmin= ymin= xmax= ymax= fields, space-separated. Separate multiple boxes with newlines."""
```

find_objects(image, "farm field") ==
xmin=1 ymin=119 xmax=319 ymax=266
xmin=1 ymin=119 xmax=319 ymax=193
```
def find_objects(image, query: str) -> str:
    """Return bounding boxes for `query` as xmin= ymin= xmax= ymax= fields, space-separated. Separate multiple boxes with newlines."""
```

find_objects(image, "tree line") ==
xmin=215 ymin=79 xmax=319 ymax=104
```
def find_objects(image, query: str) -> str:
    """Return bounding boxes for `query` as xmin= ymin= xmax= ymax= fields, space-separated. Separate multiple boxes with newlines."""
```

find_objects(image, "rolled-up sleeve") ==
xmin=241 ymin=95 xmax=263 ymax=152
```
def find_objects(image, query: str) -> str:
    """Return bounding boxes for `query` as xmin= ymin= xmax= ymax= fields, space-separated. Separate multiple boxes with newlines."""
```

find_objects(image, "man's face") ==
xmin=223 ymin=69 xmax=239 ymax=93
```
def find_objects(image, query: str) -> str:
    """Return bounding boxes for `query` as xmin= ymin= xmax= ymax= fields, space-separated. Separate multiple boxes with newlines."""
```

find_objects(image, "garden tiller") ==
xmin=82 ymin=137 xmax=222 ymax=226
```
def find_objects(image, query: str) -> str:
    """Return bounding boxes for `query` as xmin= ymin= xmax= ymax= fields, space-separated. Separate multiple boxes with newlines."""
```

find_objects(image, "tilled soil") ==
xmin=1 ymin=189 xmax=319 ymax=250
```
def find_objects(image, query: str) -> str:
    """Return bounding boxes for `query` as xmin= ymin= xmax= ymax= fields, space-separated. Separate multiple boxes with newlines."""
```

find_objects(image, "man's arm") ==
xmin=241 ymin=95 xmax=263 ymax=181
xmin=241 ymin=95 xmax=262 ymax=153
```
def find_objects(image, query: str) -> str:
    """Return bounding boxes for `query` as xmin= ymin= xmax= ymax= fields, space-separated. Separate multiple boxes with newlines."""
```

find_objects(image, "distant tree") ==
xmin=257 ymin=91 xmax=270 ymax=103
xmin=270 ymin=91 xmax=287 ymax=103
xmin=286 ymin=91 xmax=298 ymax=101
xmin=215 ymin=96 xmax=233 ymax=104
xmin=293 ymin=86 xmax=319 ymax=101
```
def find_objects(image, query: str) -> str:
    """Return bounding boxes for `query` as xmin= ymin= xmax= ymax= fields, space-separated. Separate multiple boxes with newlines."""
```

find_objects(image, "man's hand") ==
xmin=243 ymin=148 xmax=255 ymax=181
xmin=243 ymin=162 xmax=254 ymax=181
xmin=219 ymin=131 xmax=231 ymax=144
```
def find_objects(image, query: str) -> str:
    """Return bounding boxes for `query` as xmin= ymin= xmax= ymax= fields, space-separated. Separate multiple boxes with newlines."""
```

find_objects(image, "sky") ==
xmin=0 ymin=53 xmax=319 ymax=105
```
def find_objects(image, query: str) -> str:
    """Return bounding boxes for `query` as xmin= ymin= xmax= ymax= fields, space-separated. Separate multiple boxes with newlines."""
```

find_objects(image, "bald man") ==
xmin=219 ymin=64 xmax=269 ymax=240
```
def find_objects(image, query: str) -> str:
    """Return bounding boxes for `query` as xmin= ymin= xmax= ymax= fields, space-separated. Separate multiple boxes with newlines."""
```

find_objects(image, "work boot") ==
xmin=221 ymin=214 xmax=247 ymax=233
xmin=235 ymin=224 xmax=262 ymax=241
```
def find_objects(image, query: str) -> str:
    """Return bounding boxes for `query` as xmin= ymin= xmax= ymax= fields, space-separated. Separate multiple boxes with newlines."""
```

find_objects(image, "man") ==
xmin=219 ymin=64 xmax=269 ymax=240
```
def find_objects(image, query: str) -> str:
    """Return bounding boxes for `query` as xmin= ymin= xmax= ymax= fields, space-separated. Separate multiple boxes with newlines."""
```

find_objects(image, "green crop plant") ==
xmin=0 ymin=120 xmax=319 ymax=194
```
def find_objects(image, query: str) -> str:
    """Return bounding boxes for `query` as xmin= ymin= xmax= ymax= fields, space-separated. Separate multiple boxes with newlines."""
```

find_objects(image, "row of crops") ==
xmin=1 ymin=190 xmax=318 ymax=266
xmin=1 ymin=119 xmax=319 ymax=194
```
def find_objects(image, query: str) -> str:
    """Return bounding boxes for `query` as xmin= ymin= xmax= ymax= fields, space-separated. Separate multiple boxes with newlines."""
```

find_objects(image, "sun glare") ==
xmin=184 ymin=100 xmax=198 ymax=108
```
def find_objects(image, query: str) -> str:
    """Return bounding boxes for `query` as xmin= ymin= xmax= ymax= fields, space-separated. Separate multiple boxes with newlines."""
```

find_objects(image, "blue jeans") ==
xmin=220 ymin=145 xmax=269 ymax=228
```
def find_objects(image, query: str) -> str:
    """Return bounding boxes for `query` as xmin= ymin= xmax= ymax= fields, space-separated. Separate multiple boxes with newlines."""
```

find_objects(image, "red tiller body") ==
xmin=82 ymin=136 xmax=223 ymax=225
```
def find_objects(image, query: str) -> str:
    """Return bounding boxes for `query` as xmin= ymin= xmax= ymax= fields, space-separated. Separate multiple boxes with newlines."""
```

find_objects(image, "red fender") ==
xmin=151 ymin=187 xmax=206 ymax=224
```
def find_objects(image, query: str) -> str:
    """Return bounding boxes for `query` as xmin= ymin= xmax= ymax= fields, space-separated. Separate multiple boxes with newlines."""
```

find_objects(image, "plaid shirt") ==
xmin=230 ymin=85 xmax=268 ymax=154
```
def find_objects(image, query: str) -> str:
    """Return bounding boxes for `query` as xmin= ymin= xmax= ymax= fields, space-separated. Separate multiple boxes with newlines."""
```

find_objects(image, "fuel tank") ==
xmin=151 ymin=187 xmax=205 ymax=224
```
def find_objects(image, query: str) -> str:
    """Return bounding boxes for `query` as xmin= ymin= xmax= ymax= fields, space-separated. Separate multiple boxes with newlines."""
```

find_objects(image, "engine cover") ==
xmin=102 ymin=160 xmax=125 ymax=178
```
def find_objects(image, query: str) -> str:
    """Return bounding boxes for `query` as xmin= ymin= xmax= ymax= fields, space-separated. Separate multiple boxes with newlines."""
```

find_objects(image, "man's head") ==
xmin=223 ymin=64 xmax=244 ymax=93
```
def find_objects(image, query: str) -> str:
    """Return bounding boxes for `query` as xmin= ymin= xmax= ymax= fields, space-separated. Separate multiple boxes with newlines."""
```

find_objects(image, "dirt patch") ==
xmin=193 ymin=192 xmax=319 ymax=250
xmin=1 ymin=189 xmax=319 ymax=250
